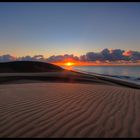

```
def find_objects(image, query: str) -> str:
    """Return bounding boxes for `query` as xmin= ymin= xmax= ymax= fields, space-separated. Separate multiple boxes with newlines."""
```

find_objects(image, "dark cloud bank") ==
xmin=0 ymin=48 xmax=140 ymax=63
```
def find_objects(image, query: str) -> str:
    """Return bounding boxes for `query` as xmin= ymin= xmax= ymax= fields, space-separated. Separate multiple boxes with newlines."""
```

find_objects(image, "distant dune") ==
xmin=0 ymin=61 xmax=64 ymax=73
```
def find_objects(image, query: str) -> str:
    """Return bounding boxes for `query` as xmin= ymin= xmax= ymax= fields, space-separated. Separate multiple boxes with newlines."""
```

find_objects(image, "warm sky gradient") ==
xmin=0 ymin=2 xmax=140 ymax=57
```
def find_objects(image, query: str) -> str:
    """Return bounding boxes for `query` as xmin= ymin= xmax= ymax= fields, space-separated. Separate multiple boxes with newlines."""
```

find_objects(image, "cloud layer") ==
xmin=0 ymin=48 xmax=140 ymax=63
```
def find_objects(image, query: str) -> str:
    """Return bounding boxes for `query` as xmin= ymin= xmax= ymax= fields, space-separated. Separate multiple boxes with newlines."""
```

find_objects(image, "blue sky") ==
xmin=0 ymin=2 xmax=140 ymax=57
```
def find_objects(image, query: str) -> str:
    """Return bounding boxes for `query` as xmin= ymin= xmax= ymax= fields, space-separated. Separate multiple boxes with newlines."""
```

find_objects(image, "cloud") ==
xmin=110 ymin=49 xmax=125 ymax=60
xmin=84 ymin=52 xmax=104 ymax=61
xmin=0 ymin=54 xmax=46 ymax=62
xmin=79 ymin=55 xmax=87 ymax=61
xmin=46 ymin=54 xmax=79 ymax=62
xmin=123 ymin=50 xmax=140 ymax=60
xmin=33 ymin=55 xmax=44 ymax=60
xmin=18 ymin=56 xmax=35 ymax=61
xmin=0 ymin=54 xmax=16 ymax=62
xmin=129 ymin=51 xmax=140 ymax=60
xmin=0 ymin=48 xmax=140 ymax=63
xmin=123 ymin=50 xmax=133 ymax=56
xmin=101 ymin=48 xmax=111 ymax=60
xmin=17 ymin=55 xmax=46 ymax=62
xmin=80 ymin=49 xmax=140 ymax=61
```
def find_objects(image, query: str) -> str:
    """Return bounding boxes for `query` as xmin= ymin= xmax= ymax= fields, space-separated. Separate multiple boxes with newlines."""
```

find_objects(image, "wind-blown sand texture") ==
xmin=0 ymin=83 xmax=140 ymax=138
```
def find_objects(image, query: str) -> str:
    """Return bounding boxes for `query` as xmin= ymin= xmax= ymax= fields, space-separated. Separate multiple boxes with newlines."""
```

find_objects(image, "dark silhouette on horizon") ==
xmin=0 ymin=61 xmax=64 ymax=73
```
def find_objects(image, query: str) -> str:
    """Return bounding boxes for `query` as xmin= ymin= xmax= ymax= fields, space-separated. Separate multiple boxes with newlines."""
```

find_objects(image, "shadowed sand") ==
xmin=0 ymin=71 xmax=117 ymax=86
xmin=0 ymin=82 xmax=140 ymax=138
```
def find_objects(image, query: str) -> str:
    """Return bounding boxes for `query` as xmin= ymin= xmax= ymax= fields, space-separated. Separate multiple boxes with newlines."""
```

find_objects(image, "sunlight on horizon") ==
xmin=64 ymin=62 xmax=75 ymax=66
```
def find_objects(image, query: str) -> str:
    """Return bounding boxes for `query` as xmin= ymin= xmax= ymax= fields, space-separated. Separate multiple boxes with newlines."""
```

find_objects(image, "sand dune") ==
xmin=0 ymin=83 xmax=140 ymax=138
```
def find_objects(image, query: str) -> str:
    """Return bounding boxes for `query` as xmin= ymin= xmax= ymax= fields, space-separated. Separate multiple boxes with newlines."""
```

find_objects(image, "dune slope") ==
xmin=0 ymin=61 xmax=64 ymax=73
xmin=0 ymin=83 xmax=140 ymax=138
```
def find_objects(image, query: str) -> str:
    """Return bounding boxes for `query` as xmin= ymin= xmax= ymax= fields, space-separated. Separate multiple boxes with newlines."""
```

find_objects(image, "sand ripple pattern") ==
xmin=0 ymin=83 xmax=140 ymax=138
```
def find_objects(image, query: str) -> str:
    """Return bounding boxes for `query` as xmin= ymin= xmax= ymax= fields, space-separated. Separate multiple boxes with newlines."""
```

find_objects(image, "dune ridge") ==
xmin=0 ymin=61 xmax=64 ymax=73
xmin=0 ymin=83 xmax=140 ymax=138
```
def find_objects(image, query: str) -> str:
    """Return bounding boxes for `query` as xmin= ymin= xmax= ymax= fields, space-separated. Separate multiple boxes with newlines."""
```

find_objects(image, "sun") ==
xmin=65 ymin=62 xmax=75 ymax=66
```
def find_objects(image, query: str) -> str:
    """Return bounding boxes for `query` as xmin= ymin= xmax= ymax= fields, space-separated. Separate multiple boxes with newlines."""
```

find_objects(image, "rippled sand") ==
xmin=0 ymin=83 xmax=140 ymax=138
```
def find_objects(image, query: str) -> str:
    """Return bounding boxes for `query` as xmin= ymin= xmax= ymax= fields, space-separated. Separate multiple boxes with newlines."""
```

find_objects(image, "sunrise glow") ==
xmin=1 ymin=3 xmax=139 ymax=66
xmin=65 ymin=62 xmax=75 ymax=66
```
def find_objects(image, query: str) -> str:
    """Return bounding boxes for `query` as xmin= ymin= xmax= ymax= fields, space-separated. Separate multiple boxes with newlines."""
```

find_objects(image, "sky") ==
xmin=0 ymin=2 xmax=140 ymax=58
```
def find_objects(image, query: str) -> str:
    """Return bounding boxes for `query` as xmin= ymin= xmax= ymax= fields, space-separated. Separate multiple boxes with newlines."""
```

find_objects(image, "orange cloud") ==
xmin=123 ymin=50 xmax=133 ymax=56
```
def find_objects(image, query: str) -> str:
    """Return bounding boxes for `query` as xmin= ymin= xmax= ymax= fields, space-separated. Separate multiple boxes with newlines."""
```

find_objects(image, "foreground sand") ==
xmin=0 ymin=82 xmax=140 ymax=138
